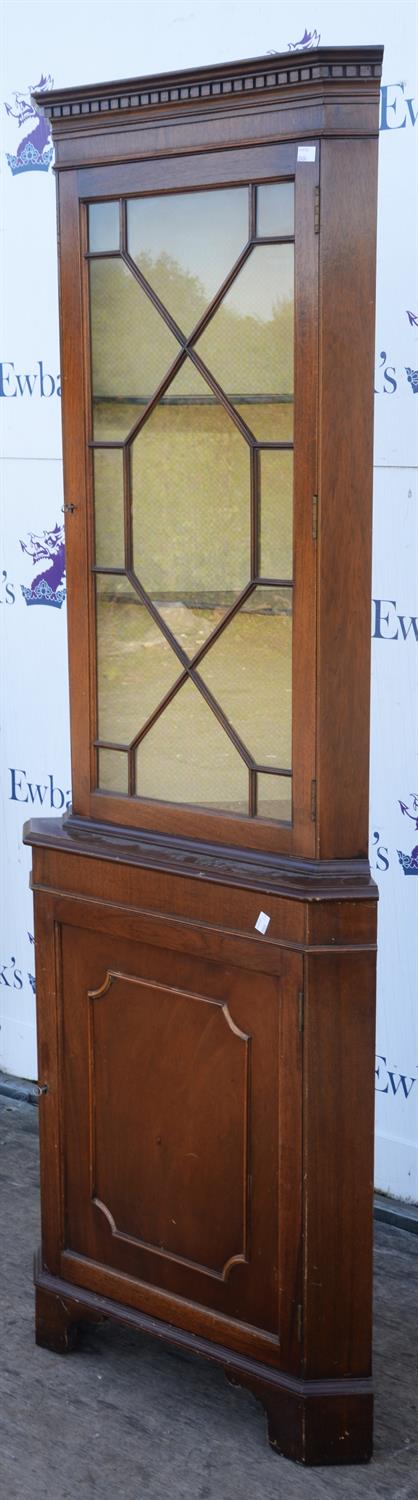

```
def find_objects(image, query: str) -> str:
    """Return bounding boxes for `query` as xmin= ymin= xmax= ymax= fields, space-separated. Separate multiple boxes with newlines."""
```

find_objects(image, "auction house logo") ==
xmin=4 ymin=73 xmax=53 ymax=175
xmin=397 ymin=794 xmax=418 ymax=876
xmin=9 ymin=768 xmax=71 ymax=811
xmin=288 ymin=28 xmax=321 ymax=50
xmin=0 ymin=935 xmax=35 ymax=995
xmin=20 ymin=523 xmax=66 ymax=608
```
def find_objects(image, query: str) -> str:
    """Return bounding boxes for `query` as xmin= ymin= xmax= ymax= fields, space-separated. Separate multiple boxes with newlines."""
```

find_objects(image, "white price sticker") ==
xmin=297 ymin=145 xmax=316 ymax=162
xmin=255 ymin=911 xmax=271 ymax=935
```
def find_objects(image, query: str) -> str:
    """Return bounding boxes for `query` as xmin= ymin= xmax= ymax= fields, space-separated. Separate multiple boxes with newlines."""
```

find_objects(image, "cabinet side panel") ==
xmin=277 ymin=966 xmax=303 ymax=1373
xmin=33 ymin=891 xmax=65 ymax=1271
xmin=317 ymin=137 xmax=379 ymax=859
xmin=57 ymin=172 xmax=91 ymax=813
xmin=303 ymin=949 xmax=376 ymax=1378
xmin=292 ymin=151 xmax=319 ymax=858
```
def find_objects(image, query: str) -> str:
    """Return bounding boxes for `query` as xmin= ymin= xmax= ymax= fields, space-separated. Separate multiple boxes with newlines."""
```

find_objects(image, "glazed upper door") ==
xmin=60 ymin=142 xmax=318 ymax=853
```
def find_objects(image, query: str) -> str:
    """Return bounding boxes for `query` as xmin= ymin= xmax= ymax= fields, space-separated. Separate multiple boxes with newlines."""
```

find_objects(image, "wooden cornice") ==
xmin=33 ymin=46 xmax=383 ymax=129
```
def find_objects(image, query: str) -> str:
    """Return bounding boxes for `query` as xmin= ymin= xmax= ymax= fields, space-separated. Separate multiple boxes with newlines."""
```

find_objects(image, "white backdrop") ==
xmin=1 ymin=0 xmax=417 ymax=1201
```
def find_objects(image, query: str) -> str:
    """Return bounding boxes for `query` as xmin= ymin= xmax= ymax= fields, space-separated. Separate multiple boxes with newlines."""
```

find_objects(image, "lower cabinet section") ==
xmin=27 ymin=823 xmax=377 ymax=1465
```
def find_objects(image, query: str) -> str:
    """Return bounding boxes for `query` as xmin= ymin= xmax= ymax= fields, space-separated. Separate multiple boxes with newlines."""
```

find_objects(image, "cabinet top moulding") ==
xmin=33 ymin=46 xmax=384 ymax=168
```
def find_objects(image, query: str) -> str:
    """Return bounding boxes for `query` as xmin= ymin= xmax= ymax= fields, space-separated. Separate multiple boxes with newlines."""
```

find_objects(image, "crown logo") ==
xmin=4 ymin=74 xmax=53 ymax=176
xmin=397 ymin=795 xmax=418 ymax=875
xmin=20 ymin=523 xmax=66 ymax=609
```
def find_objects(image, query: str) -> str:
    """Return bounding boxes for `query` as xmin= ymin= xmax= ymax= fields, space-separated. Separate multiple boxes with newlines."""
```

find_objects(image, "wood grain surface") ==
xmin=25 ymin=47 xmax=382 ymax=1466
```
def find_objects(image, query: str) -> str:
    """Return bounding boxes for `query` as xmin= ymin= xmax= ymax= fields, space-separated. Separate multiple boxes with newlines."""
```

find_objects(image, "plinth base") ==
xmin=34 ymin=1255 xmax=373 ymax=1467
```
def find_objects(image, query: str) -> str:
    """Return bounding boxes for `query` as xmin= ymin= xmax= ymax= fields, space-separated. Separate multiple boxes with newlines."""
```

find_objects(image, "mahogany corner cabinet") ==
xmin=24 ymin=46 xmax=382 ymax=1468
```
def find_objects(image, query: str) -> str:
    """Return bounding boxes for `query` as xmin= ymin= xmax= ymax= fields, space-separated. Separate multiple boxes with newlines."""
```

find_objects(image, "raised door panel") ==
xmin=60 ymin=917 xmax=302 ymax=1356
xmin=89 ymin=969 xmax=250 ymax=1279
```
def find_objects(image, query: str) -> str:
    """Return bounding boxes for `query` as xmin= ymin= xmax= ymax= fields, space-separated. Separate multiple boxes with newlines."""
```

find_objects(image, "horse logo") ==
xmin=4 ymin=74 xmax=53 ymax=175
xmin=288 ymin=29 xmax=321 ymax=51
xmin=20 ymin=523 xmax=66 ymax=608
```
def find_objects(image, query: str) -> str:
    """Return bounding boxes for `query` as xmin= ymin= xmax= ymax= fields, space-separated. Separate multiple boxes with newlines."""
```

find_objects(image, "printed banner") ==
xmin=0 ymin=0 xmax=417 ymax=1201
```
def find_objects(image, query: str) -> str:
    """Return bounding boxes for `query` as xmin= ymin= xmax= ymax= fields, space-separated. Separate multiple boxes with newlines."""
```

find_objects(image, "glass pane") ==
xmin=136 ymin=679 xmax=248 ymax=811
xmin=260 ymin=451 xmax=293 ymax=578
xmin=96 ymin=576 xmax=182 ymax=743
xmin=93 ymin=402 xmax=139 ymax=443
xmin=131 ymin=361 xmax=250 ymax=658
xmin=257 ymin=774 xmax=291 ymax=823
xmin=194 ymin=244 xmax=294 ymax=440
xmin=89 ymin=201 xmax=120 ymax=252
xmin=94 ymin=450 xmax=125 ymax=568
xmin=198 ymin=587 xmax=292 ymax=768
xmin=236 ymin=401 xmax=293 ymax=443
xmin=98 ymin=750 xmax=128 ymax=793
xmin=256 ymin=183 xmax=294 ymax=238
xmin=127 ymin=187 xmax=248 ymax=335
xmin=89 ymin=259 xmax=181 ymax=439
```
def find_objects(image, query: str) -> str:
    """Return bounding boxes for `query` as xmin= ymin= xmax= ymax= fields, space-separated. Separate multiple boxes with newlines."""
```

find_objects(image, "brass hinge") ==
xmin=314 ymin=184 xmax=320 ymax=233
xmin=298 ymin=990 xmax=304 ymax=1033
xmin=311 ymin=779 xmax=317 ymax=822
xmin=312 ymin=494 xmax=318 ymax=541
xmin=296 ymin=1304 xmax=303 ymax=1343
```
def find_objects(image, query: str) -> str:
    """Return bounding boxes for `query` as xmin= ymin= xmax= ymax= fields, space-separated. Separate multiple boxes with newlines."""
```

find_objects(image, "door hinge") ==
xmin=311 ymin=779 xmax=317 ymax=822
xmin=312 ymin=494 xmax=318 ymax=541
xmin=298 ymin=989 xmax=304 ymax=1033
xmin=296 ymin=1303 xmax=303 ymax=1343
xmin=314 ymin=184 xmax=320 ymax=233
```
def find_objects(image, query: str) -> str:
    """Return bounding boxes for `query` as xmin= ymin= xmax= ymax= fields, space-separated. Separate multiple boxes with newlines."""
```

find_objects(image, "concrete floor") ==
xmin=1 ymin=1095 xmax=417 ymax=1500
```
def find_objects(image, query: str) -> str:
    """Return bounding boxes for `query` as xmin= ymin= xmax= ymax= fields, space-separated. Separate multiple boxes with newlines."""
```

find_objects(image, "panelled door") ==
xmin=58 ymin=912 xmax=303 ymax=1367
